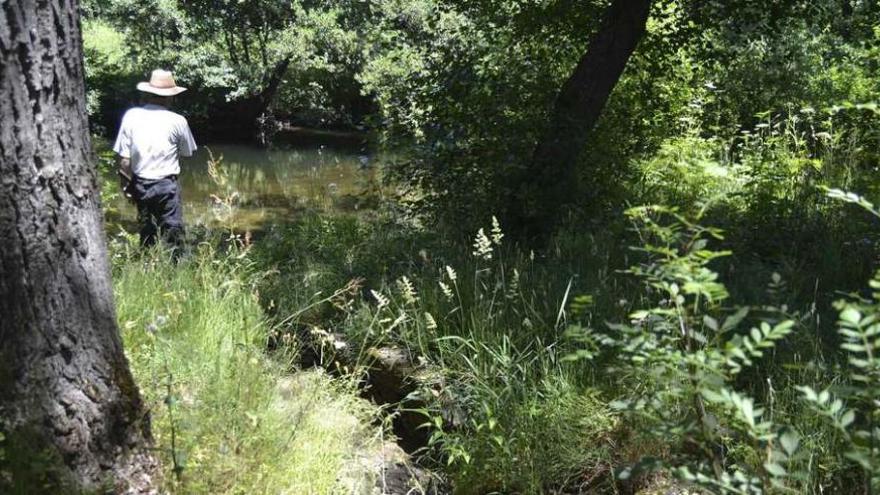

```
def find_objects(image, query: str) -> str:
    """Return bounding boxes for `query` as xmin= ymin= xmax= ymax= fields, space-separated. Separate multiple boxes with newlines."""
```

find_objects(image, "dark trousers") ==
xmin=130 ymin=175 xmax=185 ymax=248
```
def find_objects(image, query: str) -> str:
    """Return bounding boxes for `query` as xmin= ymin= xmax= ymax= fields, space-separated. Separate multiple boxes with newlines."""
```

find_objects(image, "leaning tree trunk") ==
xmin=210 ymin=55 xmax=292 ymax=140
xmin=0 ymin=1 xmax=156 ymax=492
xmin=510 ymin=0 xmax=653 ymax=242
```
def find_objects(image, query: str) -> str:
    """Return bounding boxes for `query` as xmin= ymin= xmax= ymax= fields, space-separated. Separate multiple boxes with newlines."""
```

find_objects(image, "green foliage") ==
xmin=81 ymin=0 xmax=880 ymax=225
xmin=81 ymin=0 xmax=381 ymax=129
xmin=633 ymin=135 xmax=742 ymax=212
xmin=111 ymin=242 xmax=384 ymax=493
xmin=354 ymin=218 xmax=624 ymax=493
xmin=350 ymin=0 xmax=880 ymax=229
xmin=360 ymin=0 xmax=611 ymax=228
xmin=797 ymin=191 xmax=880 ymax=492
xmin=96 ymin=164 xmax=880 ymax=493
xmin=360 ymin=0 xmax=880 ymax=229
xmin=568 ymin=207 xmax=806 ymax=493
xmin=253 ymin=211 xmax=435 ymax=333
xmin=255 ymin=212 xmax=619 ymax=492
xmin=423 ymin=366 xmax=617 ymax=494
xmin=82 ymin=19 xmax=139 ymax=132
xmin=244 ymin=189 xmax=879 ymax=492
xmin=82 ymin=0 xmax=880 ymax=491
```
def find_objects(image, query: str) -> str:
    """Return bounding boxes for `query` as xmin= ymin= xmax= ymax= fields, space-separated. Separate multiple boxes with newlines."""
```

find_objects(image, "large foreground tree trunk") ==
xmin=0 ymin=1 xmax=157 ymax=492
xmin=511 ymin=0 xmax=653 ymax=241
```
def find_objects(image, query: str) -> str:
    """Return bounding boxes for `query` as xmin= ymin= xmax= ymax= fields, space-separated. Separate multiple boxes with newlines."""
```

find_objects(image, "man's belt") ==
xmin=132 ymin=174 xmax=179 ymax=183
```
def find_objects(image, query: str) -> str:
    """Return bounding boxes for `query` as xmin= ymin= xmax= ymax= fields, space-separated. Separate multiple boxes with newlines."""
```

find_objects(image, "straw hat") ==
xmin=136 ymin=69 xmax=187 ymax=96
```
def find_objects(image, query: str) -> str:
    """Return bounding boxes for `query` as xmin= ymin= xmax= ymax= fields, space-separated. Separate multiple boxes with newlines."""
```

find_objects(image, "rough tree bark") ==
xmin=0 ymin=0 xmax=157 ymax=492
xmin=510 ymin=0 xmax=653 ymax=241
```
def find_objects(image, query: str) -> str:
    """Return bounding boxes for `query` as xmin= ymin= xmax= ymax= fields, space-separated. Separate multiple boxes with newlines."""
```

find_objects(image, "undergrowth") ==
xmin=252 ymin=191 xmax=880 ymax=493
xmin=102 ymin=103 xmax=880 ymax=494
xmin=111 ymin=238 xmax=385 ymax=494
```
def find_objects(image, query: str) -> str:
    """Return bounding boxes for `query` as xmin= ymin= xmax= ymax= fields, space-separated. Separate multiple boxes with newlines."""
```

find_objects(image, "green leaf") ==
xmin=849 ymin=357 xmax=872 ymax=369
xmin=840 ymin=410 xmax=856 ymax=429
xmin=629 ymin=310 xmax=650 ymax=320
xmin=841 ymin=343 xmax=866 ymax=353
xmin=722 ymin=307 xmax=749 ymax=333
xmin=780 ymin=430 xmax=800 ymax=456
xmin=764 ymin=462 xmax=786 ymax=477
xmin=841 ymin=307 xmax=862 ymax=325
xmin=750 ymin=327 xmax=762 ymax=343
xmin=703 ymin=315 xmax=719 ymax=332
xmin=772 ymin=320 xmax=794 ymax=336
xmin=701 ymin=389 xmax=725 ymax=403
xmin=796 ymin=385 xmax=818 ymax=402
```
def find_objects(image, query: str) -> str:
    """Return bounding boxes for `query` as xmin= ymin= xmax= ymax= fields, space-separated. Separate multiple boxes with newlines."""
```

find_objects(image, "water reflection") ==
xmin=111 ymin=143 xmax=380 ymax=231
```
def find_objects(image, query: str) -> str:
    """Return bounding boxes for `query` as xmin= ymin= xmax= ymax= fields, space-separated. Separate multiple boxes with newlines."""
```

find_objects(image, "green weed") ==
xmin=112 ymin=240 xmax=384 ymax=494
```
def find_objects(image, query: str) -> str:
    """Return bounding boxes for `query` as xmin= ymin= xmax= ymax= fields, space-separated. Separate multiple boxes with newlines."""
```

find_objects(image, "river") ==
xmin=108 ymin=141 xmax=381 ymax=232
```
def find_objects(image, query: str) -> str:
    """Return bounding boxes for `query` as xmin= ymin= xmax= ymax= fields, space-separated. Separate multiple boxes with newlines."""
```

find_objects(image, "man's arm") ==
xmin=176 ymin=117 xmax=197 ymax=157
xmin=117 ymin=156 xmax=133 ymax=198
xmin=113 ymin=111 xmax=133 ymax=197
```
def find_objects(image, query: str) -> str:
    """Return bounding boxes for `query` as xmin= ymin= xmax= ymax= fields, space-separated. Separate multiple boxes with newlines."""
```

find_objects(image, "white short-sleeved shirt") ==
xmin=113 ymin=104 xmax=197 ymax=180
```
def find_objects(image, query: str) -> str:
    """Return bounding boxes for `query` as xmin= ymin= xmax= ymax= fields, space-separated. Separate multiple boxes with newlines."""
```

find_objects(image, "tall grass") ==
xmin=111 ymin=239 xmax=384 ymax=494
xmin=254 ymin=214 xmax=622 ymax=493
xmin=251 ymin=192 xmax=876 ymax=493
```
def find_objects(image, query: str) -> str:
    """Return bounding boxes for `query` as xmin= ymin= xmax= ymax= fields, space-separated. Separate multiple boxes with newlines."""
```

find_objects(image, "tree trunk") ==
xmin=0 ymin=1 xmax=157 ymax=492
xmin=225 ymin=27 xmax=238 ymax=65
xmin=510 ymin=0 xmax=653 ymax=241
xmin=240 ymin=25 xmax=251 ymax=65
xmin=209 ymin=55 xmax=292 ymax=140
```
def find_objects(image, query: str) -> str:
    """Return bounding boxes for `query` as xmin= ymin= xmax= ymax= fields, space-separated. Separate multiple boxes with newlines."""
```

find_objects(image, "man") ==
xmin=114 ymin=69 xmax=197 ymax=249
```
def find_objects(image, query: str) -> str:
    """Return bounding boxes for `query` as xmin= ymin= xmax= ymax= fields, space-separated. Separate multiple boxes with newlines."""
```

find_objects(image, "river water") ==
xmin=109 ymin=142 xmax=381 ymax=232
